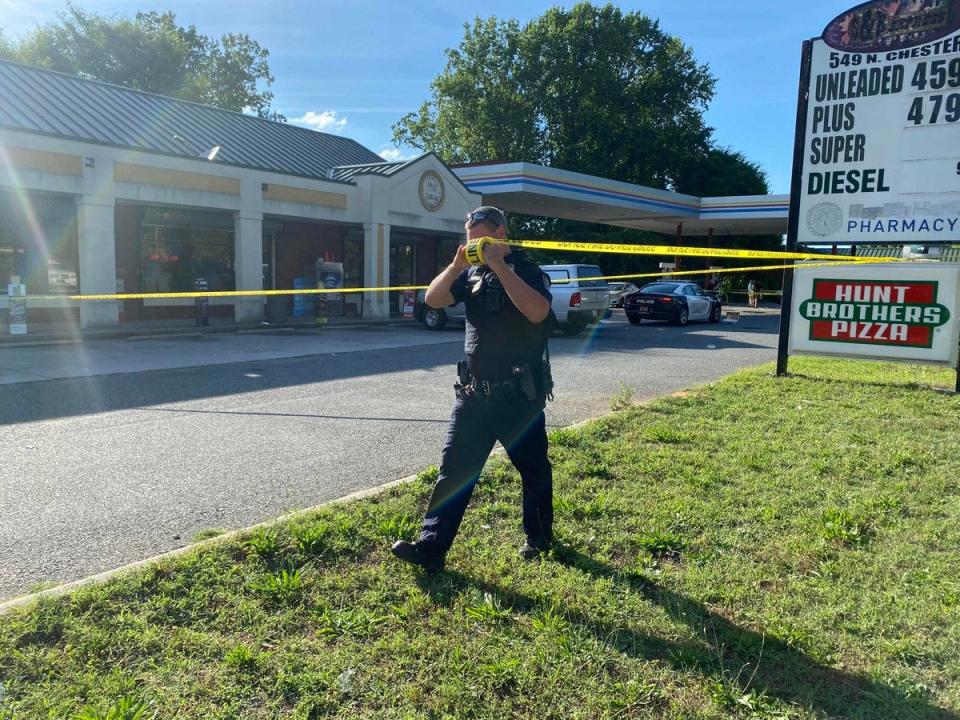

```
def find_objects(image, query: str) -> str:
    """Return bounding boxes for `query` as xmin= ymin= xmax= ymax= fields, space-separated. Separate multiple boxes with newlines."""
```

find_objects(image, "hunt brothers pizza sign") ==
xmin=800 ymin=278 xmax=950 ymax=347
xmin=789 ymin=264 xmax=960 ymax=365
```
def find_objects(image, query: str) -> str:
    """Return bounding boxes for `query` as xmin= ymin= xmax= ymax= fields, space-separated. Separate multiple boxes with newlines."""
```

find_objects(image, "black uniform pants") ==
xmin=418 ymin=384 xmax=552 ymax=556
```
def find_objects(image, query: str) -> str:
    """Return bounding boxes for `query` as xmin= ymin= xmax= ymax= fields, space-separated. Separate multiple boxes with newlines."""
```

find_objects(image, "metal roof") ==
xmin=329 ymin=161 xmax=406 ymax=182
xmin=329 ymin=154 xmax=479 ymax=204
xmin=328 ymin=153 xmax=441 ymax=181
xmin=0 ymin=59 xmax=384 ymax=181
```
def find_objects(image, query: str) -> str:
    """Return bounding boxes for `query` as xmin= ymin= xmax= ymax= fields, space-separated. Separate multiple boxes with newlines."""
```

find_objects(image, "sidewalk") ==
xmin=723 ymin=302 xmax=781 ymax=318
xmin=0 ymin=315 xmax=412 ymax=347
xmin=0 ymin=321 xmax=453 ymax=385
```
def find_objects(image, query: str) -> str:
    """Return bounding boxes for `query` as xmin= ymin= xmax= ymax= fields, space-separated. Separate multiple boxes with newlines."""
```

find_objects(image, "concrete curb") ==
xmin=126 ymin=332 xmax=205 ymax=342
xmin=0 ymin=475 xmax=416 ymax=616
xmin=0 ymin=410 xmax=617 ymax=617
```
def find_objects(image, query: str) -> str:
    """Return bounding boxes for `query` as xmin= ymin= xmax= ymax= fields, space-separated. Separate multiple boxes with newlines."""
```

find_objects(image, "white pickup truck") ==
xmin=415 ymin=263 xmax=609 ymax=336
xmin=540 ymin=264 xmax=609 ymax=335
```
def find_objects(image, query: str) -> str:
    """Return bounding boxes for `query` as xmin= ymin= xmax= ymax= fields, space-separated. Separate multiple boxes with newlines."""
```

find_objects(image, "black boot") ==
xmin=391 ymin=540 xmax=445 ymax=573
xmin=519 ymin=538 xmax=552 ymax=561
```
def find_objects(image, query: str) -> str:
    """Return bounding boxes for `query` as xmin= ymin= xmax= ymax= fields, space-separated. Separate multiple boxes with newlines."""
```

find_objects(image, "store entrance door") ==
xmin=389 ymin=242 xmax=415 ymax=316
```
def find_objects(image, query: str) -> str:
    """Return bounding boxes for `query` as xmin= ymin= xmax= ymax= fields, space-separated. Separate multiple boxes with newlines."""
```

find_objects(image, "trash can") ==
xmin=266 ymin=295 xmax=287 ymax=324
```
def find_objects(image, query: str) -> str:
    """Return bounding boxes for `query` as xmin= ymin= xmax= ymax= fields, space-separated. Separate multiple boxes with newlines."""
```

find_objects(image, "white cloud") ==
xmin=291 ymin=110 xmax=348 ymax=134
xmin=378 ymin=146 xmax=417 ymax=163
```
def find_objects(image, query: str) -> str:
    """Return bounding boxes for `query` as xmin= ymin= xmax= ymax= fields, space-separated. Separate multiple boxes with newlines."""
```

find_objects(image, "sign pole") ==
xmin=776 ymin=39 xmax=813 ymax=377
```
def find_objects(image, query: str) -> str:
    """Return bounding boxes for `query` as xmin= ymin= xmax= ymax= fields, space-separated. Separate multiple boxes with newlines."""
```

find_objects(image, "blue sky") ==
xmin=0 ymin=1 xmax=860 ymax=194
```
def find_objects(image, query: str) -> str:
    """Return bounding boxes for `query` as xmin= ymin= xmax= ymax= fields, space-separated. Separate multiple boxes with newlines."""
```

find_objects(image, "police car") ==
xmin=623 ymin=281 xmax=722 ymax=326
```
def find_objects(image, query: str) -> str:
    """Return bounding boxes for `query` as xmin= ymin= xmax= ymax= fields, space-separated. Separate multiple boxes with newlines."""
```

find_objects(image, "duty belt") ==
xmin=456 ymin=360 xmax=540 ymax=402
xmin=470 ymin=377 xmax=519 ymax=398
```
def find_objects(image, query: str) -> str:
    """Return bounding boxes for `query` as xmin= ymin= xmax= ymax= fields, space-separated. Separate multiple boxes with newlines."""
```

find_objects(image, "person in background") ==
xmin=747 ymin=277 xmax=760 ymax=309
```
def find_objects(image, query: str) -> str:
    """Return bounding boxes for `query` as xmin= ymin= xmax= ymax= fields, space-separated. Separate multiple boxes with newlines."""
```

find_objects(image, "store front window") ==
xmin=113 ymin=204 xmax=235 ymax=322
xmin=266 ymin=218 xmax=364 ymax=319
xmin=0 ymin=189 xmax=78 ymax=294
xmin=389 ymin=241 xmax=416 ymax=317
xmin=388 ymin=231 xmax=463 ymax=316
xmin=138 ymin=207 xmax=235 ymax=293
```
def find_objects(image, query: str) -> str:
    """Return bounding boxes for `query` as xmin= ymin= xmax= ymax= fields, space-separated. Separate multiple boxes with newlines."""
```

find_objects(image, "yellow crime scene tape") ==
xmin=19 ymin=239 xmax=897 ymax=302
xmin=37 ymin=285 xmax=430 ymax=302
xmin=502 ymin=238 xmax=896 ymax=263
xmin=570 ymin=259 xmax=878 ymax=285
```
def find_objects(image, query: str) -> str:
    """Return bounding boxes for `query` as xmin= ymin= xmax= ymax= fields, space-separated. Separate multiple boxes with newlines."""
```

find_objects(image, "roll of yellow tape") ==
xmin=464 ymin=238 xmax=489 ymax=266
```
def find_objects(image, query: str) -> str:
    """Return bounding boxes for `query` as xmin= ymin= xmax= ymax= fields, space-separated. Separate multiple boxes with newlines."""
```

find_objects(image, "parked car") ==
xmin=414 ymin=263 xmax=610 ymax=335
xmin=607 ymin=281 xmax=639 ymax=308
xmin=623 ymin=281 xmax=722 ymax=326
xmin=414 ymin=288 xmax=461 ymax=330
xmin=540 ymin=264 xmax=610 ymax=335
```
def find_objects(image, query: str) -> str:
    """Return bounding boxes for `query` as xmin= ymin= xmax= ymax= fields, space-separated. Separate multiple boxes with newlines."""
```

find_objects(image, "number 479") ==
xmin=907 ymin=94 xmax=960 ymax=124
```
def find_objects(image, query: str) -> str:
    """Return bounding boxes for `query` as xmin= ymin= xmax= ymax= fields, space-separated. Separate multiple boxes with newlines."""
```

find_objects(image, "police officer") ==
xmin=391 ymin=206 xmax=553 ymax=572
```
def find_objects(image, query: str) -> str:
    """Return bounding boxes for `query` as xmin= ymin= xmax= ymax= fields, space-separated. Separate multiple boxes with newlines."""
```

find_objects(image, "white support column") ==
xmin=76 ymin=194 xmax=119 ymax=328
xmin=362 ymin=222 xmax=390 ymax=319
xmin=234 ymin=209 xmax=264 ymax=323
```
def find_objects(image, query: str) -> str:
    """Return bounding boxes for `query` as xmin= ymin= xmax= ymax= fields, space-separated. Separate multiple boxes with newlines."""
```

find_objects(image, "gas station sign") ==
xmin=797 ymin=0 xmax=960 ymax=246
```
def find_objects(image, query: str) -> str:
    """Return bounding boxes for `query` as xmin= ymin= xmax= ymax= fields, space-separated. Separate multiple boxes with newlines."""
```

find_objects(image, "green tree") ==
xmin=393 ymin=2 xmax=716 ymax=189
xmin=5 ymin=5 xmax=279 ymax=118
xmin=394 ymin=2 xmax=780 ymax=282
xmin=0 ymin=27 xmax=13 ymax=60
xmin=674 ymin=147 xmax=770 ymax=198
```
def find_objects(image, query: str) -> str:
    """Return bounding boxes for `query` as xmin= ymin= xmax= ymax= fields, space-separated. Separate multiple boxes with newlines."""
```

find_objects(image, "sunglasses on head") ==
xmin=466 ymin=210 xmax=505 ymax=229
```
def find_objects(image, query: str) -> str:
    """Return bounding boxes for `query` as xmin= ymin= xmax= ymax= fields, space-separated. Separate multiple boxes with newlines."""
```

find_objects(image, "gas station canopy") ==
xmin=453 ymin=162 xmax=789 ymax=237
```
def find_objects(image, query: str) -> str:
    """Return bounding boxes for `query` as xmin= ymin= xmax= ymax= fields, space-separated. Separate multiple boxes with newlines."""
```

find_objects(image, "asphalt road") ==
xmin=0 ymin=312 xmax=780 ymax=599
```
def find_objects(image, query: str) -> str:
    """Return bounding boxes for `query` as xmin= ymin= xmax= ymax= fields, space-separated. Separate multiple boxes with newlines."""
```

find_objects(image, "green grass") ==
xmin=192 ymin=528 xmax=227 ymax=542
xmin=1 ymin=357 xmax=959 ymax=719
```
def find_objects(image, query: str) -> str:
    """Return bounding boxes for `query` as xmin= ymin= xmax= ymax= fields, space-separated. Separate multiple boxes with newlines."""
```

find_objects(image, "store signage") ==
xmin=797 ymin=0 xmax=960 ymax=245
xmin=419 ymin=171 xmax=445 ymax=212
xmin=789 ymin=263 xmax=960 ymax=365
xmin=401 ymin=290 xmax=415 ymax=318
xmin=7 ymin=282 xmax=26 ymax=335
xmin=823 ymin=0 xmax=960 ymax=53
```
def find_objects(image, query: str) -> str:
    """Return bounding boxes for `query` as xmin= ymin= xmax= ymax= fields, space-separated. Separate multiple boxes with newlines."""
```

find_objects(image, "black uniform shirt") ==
xmin=450 ymin=253 xmax=552 ymax=381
